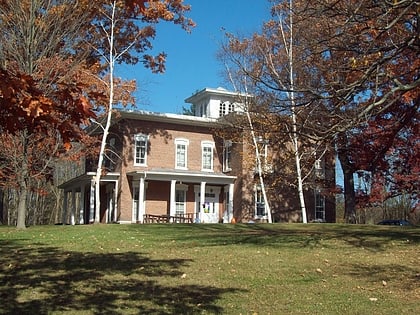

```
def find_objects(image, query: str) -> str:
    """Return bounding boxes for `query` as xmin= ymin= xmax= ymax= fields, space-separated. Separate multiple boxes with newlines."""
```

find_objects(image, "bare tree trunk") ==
xmin=246 ymin=109 xmax=273 ymax=223
xmin=0 ymin=188 xmax=4 ymax=224
xmin=224 ymin=64 xmax=273 ymax=223
xmin=286 ymin=0 xmax=307 ymax=223
xmin=16 ymin=131 xmax=29 ymax=229
xmin=94 ymin=1 xmax=117 ymax=223
xmin=337 ymin=145 xmax=357 ymax=223
xmin=16 ymin=181 xmax=28 ymax=229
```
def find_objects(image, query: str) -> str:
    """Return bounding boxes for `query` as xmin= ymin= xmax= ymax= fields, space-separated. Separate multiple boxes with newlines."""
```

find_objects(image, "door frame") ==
xmin=194 ymin=185 xmax=221 ymax=223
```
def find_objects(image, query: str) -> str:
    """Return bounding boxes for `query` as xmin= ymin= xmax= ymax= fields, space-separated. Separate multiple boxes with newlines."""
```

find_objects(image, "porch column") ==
xmin=228 ymin=183 xmax=234 ymax=222
xmin=62 ymin=191 xmax=68 ymax=224
xmin=70 ymin=188 xmax=76 ymax=225
xmin=80 ymin=184 xmax=85 ymax=224
xmin=89 ymin=179 xmax=95 ymax=223
xmin=200 ymin=181 xmax=206 ymax=222
xmin=114 ymin=180 xmax=118 ymax=222
xmin=169 ymin=179 xmax=176 ymax=217
xmin=138 ymin=177 xmax=145 ymax=223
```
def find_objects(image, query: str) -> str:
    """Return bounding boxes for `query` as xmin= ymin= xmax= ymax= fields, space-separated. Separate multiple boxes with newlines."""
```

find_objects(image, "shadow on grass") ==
xmin=173 ymin=223 xmax=420 ymax=252
xmin=347 ymin=262 xmax=420 ymax=292
xmin=0 ymin=239 xmax=241 ymax=315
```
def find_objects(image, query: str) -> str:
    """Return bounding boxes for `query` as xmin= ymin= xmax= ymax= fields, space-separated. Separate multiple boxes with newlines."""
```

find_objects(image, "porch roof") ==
xmin=127 ymin=168 xmax=236 ymax=185
xmin=58 ymin=172 xmax=120 ymax=191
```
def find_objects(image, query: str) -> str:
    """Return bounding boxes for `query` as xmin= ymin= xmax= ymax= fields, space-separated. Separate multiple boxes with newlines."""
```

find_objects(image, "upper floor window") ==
xmin=199 ymin=103 xmax=207 ymax=117
xmin=134 ymin=134 xmax=148 ymax=166
xmin=228 ymin=102 xmax=235 ymax=113
xmin=223 ymin=140 xmax=232 ymax=172
xmin=254 ymin=136 xmax=273 ymax=174
xmin=105 ymin=137 xmax=118 ymax=171
xmin=314 ymin=158 xmax=325 ymax=178
xmin=201 ymin=141 xmax=214 ymax=171
xmin=219 ymin=101 xmax=226 ymax=117
xmin=175 ymin=138 xmax=189 ymax=169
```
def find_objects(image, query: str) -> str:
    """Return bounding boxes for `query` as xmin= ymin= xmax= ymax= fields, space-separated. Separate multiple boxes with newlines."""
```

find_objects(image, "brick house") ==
xmin=59 ymin=87 xmax=335 ymax=224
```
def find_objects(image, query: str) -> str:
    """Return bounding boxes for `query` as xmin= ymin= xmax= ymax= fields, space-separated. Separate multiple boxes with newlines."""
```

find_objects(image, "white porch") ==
xmin=127 ymin=169 xmax=236 ymax=224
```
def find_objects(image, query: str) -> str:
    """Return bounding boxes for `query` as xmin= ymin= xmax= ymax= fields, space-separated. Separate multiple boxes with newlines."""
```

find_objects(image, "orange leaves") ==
xmin=143 ymin=52 xmax=167 ymax=73
xmin=138 ymin=0 xmax=195 ymax=30
xmin=144 ymin=0 xmax=175 ymax=21
xmin=0 ymin=67 xmax=97 ymax=145
xmin=22 ymin=96 xmax=53 ymax=118
xmin=125 ymin=0 xmax=148 ymax=14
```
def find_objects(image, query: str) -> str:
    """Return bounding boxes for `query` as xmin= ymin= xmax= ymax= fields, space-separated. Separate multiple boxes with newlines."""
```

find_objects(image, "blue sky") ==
xmin=117 ymin=0 xmax=271 ymax=114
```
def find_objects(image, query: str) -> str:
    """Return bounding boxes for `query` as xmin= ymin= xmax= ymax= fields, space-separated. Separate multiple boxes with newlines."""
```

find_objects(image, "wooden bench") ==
xmin=143 ymin=213 xmax=194 ymax=224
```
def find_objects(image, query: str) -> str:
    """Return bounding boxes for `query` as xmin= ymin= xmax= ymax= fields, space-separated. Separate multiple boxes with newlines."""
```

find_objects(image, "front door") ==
xmin=195 ymin=186 xmax=220 ymax=223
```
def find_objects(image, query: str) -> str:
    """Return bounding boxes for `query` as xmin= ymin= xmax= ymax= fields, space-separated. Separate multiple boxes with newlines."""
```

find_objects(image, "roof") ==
xmin=116 ymin=109 xmax=218 ymax=127
xmin=87 ymin=108 xmax=226 ymax=134
xmin=184 ymin=87 xmax=252 ymax=104
xmin=127 ymin=168 xmax=236 ymax=185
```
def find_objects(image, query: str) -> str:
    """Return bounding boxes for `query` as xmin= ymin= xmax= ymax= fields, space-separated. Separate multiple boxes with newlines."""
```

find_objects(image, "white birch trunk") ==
xmin=94 ymin=1 xmax=117 ymax=223
xmin=246 ymin=110 xmax=273 ymax=223
xmin=284 ymin=0 xmax=307 ymax=223
xmin=225 ymin=65 xmax=273 ymax=223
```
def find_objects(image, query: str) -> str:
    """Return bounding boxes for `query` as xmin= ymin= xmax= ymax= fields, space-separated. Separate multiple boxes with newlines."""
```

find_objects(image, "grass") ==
xmin=0 ymin=223 xmax=419 ymax=315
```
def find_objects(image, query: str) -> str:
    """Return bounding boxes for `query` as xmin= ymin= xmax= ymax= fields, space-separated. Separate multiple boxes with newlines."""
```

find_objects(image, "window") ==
xmin=255 ymin=186 xmax=266 ymax=217
xmin=228 ymin=102 xmax=235 ymax=113
xmin=134 ymin=134 xmax=148 ymax=165
xmin=175 ymin=139 xmax=189 ymax=169
xmin=219 ymin=101 xmax=226 ymax=117
xmin=315 ymin=189 xmax=325 ymax=221
xmin=255 ymin=136 xmax=271 ymax=173
xmin=104 ymin=137 xmax=117 ymax=171
xmin=132 ymin=186 xmax=140 ymax=222
xmin=314 ymin=158 xmax=325 ymax=178
xmin=201 ymin=141 xmax=214 ymax=171
xmin=199 ymin=103 xmax=207 ymax=117
xmin=223 ymin=140 xmax=232 ymax=172
xmin=175 ymin=189 xmax=186 ymax=216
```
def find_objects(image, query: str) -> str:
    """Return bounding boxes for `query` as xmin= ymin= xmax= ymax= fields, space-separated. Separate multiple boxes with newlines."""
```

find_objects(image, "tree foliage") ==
xmin=220 ymin=0 xmax=419 ymax=222
xmin=0 ymin=0 xmax=193 ymax=227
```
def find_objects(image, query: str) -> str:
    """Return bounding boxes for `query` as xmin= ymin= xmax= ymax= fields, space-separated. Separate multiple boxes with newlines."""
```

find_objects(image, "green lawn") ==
xmin=1 ymin=223 xmax=419 ymax=315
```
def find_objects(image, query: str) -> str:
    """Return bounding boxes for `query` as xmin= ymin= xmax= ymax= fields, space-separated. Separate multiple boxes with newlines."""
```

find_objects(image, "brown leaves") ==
xmin=139 ymin=0 xmax=195 ymax=30
xmin=142 ymin=52 xmax=167 ymax=73
xmin=0 ymin=67 xmax=97 ymax=147
xmin=125 ymin=0 xmax=148 ymax=13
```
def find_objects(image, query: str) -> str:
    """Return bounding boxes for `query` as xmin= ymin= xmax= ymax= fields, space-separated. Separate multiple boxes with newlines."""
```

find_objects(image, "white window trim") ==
xmin=175 ymin=138 xmax=189 ymax=169
xmin=223 ymin=140 xmax=232 ymax=172
xmin=201 ymin=141 xmax=214 ymax=172
xmin=254 ymin=185 xmax=266 ymax=218
xmin=219 ymin=101 xmax=226 ymax=117
xmin=315 ymin=189 xmax=325 ymax=221
xmin=175 ymin=184 xmax=188 ymax=216
xmin=134 ymin=134 xmax=148 ymax=166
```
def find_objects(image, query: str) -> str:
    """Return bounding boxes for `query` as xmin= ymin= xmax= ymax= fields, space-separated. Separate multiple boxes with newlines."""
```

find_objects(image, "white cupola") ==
xmin=184 ymin=87 xmax=247 ymax=118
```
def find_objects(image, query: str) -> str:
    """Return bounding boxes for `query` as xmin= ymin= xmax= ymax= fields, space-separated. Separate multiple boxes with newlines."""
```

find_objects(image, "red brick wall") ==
xmin=115 ymin=119 xmax=223 ymax=173
xmin=112 ymin=118 xmax=227 ymax=221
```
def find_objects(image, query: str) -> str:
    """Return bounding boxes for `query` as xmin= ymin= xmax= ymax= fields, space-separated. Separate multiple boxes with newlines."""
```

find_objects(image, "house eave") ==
xmin=184 ymin=87 xmax=252 ymax=104
xmin=116 ymin=109 xmax=223 ymax=128
xmin=58 ymin=172 xmax=120 ymax=191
